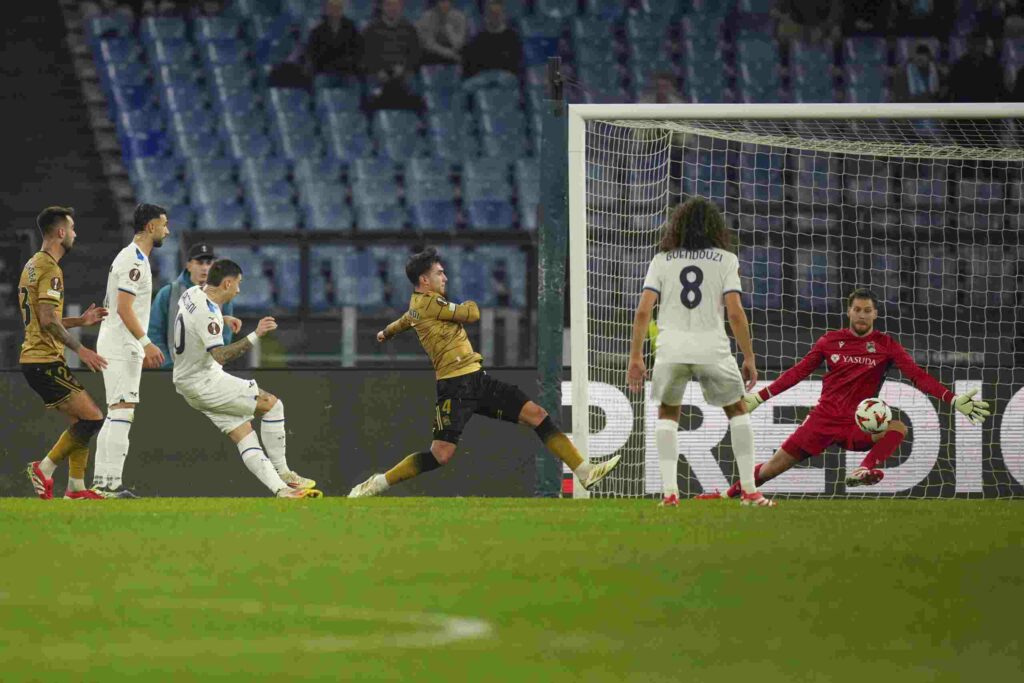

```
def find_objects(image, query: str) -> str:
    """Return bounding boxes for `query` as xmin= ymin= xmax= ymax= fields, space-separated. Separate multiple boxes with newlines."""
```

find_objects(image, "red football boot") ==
xmin=26 ymin=461 xmax=53 ymax=500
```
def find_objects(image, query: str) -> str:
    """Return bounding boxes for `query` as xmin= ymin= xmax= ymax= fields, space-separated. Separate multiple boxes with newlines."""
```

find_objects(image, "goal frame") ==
xmin=566 ymin=102 xmax=1024 ymax=498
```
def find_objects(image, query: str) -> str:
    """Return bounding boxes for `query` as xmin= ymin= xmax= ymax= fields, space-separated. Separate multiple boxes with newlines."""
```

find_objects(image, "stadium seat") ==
xmin=258 ymin=245 xmax=303 ymax=308
xmin=795 ymin=249 xmax=838 ymax=312
xmin=301 ymin=194 xmax=354 ymax=231
xmin=248 ymin=198 xmax=301 ymax=230
xmin=514 ymin=159 xmax=539 ymax=231
xmin=844 ymin=160 xmax=891 ymax=208
xmin=519 ymin=16 xmax=563 ymax=67
xmin=355 ymin=202 xmax=408 ymax=232
xmin=196 ymin=16 xmax=243 ymax=42
xmin=405 ymin=158 xmax=456 ymax=232
xmin=584 ymin=0 xmax=627 ymax=20
xmin=315 ymin=86 xmax=362 ymax=114
xmin=323 ymin=115 xmax=373 ymax=162
xmin=846 ymin=65 xmax=889 ymax=103
xmin=232 ymin=0 xmax=282 ymax=17
xmin=844 ymin=37 xmax=887 ymax=67
xmin=958 ymin=176 xmax=1005 ymax=213
xmin=86 ymin=14 xmax=133 ymax=43
xmin=793 ymin=154 xmax=843 ymax=206
xmin=156 ymin=63 xmax=201 ymax=89
xmin=372 ymin=110 xmax=427 ymax=161
xmin=895 ymin=36 xmax=943 ymax=65
xmin=201 ymin=40 xmax=251 ymax=67
xmin=99 ymin=38 xmax=142 ymax=65
xmin=535 ymin=0 xmax=578 ymax=19
xmin=739 ymin=151 xmax=785 ymax=203
xmin=426 ymin=112 xmax=478 ymax=162
xmin=420 ymin=64 xmax=462 ymax=94
xmin=148 ymin=38 xmax=195 ymax=66
xmin=790 ymin=41 xmax=835 ymax=102
xmin=900 ymin=164 xmax=947 ymax=211
xmin=736 ymin=36 xmax=784 ymax=103
xmin=864 ymin=248 xmax=905 ymax=308
xmin=915 ymin=245 xmax=958 ymax=307
xmin=197 ymin=203 xmax=248 ymax=231
xmin=681 ymin=150 xmax=729 ymax=204
xmin=738 ymin=246 xmax=783 ymax=310
xmin=140 ymin=16 xmax=187 ymax=42
xmin=129 ymin=157 xmax=183 ymax=186
xmin=684 ymin=60 xmax=730 ymax=103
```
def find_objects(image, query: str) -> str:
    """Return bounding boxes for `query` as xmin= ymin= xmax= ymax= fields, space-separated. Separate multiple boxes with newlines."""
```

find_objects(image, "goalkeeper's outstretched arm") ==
xmin=891 ymin=340 xmax=992 ymax=425
xmin=743 ymin=338 xmax=826 ymax=411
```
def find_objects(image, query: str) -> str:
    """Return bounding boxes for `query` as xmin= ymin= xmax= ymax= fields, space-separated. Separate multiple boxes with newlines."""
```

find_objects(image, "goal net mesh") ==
xmin=576 ymin=116 xmax=1024 ymax=499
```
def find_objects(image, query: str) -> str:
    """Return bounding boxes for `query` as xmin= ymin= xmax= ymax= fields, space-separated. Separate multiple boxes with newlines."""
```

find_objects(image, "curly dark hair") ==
xmin=658 ymin=196 xmax=734 ymax=253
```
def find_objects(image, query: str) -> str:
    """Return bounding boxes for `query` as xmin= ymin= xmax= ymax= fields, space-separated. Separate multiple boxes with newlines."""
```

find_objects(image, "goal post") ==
xmin=566 ymin=103 xmax=1024 ymax=500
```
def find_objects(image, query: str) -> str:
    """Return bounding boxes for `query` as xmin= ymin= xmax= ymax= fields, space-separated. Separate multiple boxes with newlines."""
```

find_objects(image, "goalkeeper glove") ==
xmin=953 ymin=389 xmax=991 ymax=426
xmin=741 ymin=392 xmax=764 ymax=413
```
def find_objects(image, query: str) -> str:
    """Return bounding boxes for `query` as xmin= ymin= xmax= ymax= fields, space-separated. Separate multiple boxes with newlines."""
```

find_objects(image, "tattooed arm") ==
xmin=209 ymin=336 xmax=253 ymax=365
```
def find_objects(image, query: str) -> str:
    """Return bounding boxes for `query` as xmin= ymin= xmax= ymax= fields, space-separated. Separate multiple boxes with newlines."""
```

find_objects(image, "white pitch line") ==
xmin=0 ymin=593 xmax=493 ymax=658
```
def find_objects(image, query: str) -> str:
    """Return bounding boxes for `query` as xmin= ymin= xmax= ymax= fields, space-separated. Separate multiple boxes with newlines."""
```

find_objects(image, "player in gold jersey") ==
xmin=348 ymin=247 xmax=622 ymax=497
xmin=19 ymin=207 xmax=109 ymax=500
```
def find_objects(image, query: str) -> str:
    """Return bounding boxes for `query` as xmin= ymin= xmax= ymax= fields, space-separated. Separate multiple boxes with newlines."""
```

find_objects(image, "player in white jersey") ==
xmin=92 ymin=204 xmax=168 ymax=498
xmin=173 ymin=258 xmax=320 ymax=498
xmin=627 ymin=197 xmax=774 ymax=507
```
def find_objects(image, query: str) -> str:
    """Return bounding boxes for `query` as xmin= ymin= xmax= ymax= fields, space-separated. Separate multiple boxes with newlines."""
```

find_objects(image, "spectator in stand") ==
xmin=773 ymin=0 xmax=842 ymax=43
xmin=890 ymin=0 xmax=955 ymax=37
xmin=463 ymin=0 xmax=523 ymax=78
xmin=306 ymin=0 xmax=362 ymax=77
xmin=892 ymin=43 xmax=944 ymax=102
xmin=948 ymin=34 xmax=1006 ymax=102
xmin=417 ymin=0 xmax=467 ymax=65
xmin=842 ymin=0 xmax=894 ymax=35
xmin=362 ymin=0 xmax=423 ymax=111
xmin=640 ymin=72 xmax=685 ymax=104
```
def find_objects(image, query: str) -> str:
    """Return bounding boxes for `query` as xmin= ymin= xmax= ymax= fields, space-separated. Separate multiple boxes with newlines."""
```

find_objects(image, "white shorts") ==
xmin=650 ymin=356 xmax=744 ymax=408
xmin=101 ymin=356 xmax=143 ymax=406
xmin=176 ymin=374 xmax=260 ymax=434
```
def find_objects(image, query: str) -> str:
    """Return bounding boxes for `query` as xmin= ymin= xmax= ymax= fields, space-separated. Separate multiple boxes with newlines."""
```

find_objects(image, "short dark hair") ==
xmin=406 ymin=247 xmax=442 ymax=285
xmin=207 ymin=259 xmax=243 ymax=286
xmin=847 ymin=288 xmax=879 ymax=309
xmin=36 ymin=206 xmax=74 ymax=237
xmin=133 ymin=203 xmax=167 ymax=233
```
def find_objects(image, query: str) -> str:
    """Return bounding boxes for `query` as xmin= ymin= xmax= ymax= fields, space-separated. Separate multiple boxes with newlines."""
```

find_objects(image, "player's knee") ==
xmin=888 ymin=420 xmax=908 ymax=436
xmin=519 ymin=402 xmax=547 ymax=426
xmin=263 ymin=396 xmax=284 ymax=420
xmin=70 ymin=417 xmax=105 ymax=443
xmin=431 ymin=442 xmax=456 ymax=465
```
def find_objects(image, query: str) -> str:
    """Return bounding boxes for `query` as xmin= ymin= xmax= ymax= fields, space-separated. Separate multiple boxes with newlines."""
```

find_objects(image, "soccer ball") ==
xmin=855 ymin=398 xmax=892 ymax=434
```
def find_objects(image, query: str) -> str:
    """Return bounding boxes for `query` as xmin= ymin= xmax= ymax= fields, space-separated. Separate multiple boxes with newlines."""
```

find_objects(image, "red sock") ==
xmin=727 ymin=463 xmax=764 ymax=498
xmin=860 ymin=430 xmax=905 ymax=469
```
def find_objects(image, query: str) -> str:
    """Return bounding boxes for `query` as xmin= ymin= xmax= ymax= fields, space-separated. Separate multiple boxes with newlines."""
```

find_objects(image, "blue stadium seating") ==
xmin=140 ymin=16 xmax=188 ymax=42
xmin=795 ymin=249 xmax=838 ymax=312
xmin=790 ymin=41 xmax=835 ymax=103
xmin=738 ymin=246 xmax=783 ymax=310
xmin=260 ymin=245 xmax=303 ymax=308
xmin=793 ymin=155 xmax=843 ymax=205
xmin=519 ymin=16 xmax=563 ymax=67
xmin=584 ymin=0 xmax=627 ymax=20
xmin=405 ymin=158 xmax=456 ymax=232
xmin=463 ymin=159 xmax=515 ymax=230
xmin=196 ymin=15 xmax=243 ymax=42
xmin=514 ymin=160 xmax=539 ymax=231
xmin=739 ymin=150 xmax=785 ymax=203
xmin=373 ymin=110 xmax=427 ymax=161
xmin=197 ymin=203 xmax=248 ymax=231
xmin=149 ymin=38 xmax=195 ymax=65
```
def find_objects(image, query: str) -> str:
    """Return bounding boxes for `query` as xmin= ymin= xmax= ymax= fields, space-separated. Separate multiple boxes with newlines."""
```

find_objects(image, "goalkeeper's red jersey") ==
xmin=756 ymin=328 xmax=954 ymax=425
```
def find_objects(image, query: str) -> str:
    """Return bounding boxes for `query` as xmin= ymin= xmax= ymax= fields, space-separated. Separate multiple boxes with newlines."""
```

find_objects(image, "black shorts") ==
xmin=433 ymin=370 xmax=531 ymax=444
xmin=21 ymin=361 xmax=85 ymax=408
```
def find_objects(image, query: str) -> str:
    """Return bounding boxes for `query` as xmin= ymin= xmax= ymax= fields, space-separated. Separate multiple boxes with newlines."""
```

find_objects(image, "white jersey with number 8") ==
xmin=641 ymin=247 xmax=742 ymax=364
xmin=172 ymin=285 xmax=227 ymax=390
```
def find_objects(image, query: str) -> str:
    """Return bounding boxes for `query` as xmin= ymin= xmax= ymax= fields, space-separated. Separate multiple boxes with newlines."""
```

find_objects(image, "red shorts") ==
xmin=780 ymin=416 xmax=876 ymax=460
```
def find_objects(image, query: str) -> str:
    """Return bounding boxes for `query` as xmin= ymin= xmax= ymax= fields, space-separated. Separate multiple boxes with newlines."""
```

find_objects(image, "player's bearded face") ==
xmin=848 ymin=300 xmax=878 ymax=335
xmin=151 ymin=216 xmax=170 ymax=248
xmin=61 ymin=223 xmax=75 ymax=252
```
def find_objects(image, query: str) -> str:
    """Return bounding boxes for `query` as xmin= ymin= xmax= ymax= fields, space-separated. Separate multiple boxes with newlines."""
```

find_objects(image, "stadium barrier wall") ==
xmin=2 ymin=369 xmax=1020 ymax=498
xmin=0 ymin=369 xmax=542 ymax=498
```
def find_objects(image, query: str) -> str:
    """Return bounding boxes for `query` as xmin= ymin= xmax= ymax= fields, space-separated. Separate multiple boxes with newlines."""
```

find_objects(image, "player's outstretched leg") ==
xmin=230 ymin=422 xmax=322 ymax=498
xmin=520 ymin=402 xmax=621 ymax=491
xmin=257 ymin=393 xmax=315 ymax=490
xmin=349 ymin=445 xmax=450 ymax=498
xmin=845 ymin=421 xmax=907 ymax=488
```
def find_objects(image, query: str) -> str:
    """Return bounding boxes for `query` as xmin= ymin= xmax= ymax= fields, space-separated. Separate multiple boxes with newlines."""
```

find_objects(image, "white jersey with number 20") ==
xmin=642 ymin=247 xmax=742 ymax=364
xmin=172 ymin=285 xmax=227 ymax=391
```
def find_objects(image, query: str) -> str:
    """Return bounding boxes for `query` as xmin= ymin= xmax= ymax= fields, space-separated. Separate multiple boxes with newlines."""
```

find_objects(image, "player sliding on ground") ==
xmin=172 ymin=259 xmax=320 ymax=498
xmin=703 ymin=288 xmax=991 ymax=499
xmin=349 ymin=247 xmax=622 ymax=497
xmin=627 ymin=197 xmax=773 ymax=507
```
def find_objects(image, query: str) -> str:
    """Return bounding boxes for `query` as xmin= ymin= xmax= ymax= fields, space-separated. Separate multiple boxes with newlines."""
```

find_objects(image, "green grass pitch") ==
xmin=1 ymin=498 xmax=1020 ymax=682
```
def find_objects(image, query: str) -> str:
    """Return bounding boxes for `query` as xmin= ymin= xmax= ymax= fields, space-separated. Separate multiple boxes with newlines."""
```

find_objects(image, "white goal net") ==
xmin=567 ymin=104 xmax=1024 ymax=499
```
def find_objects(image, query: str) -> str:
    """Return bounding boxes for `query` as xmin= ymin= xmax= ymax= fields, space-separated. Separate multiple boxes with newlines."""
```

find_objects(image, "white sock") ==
xmin=237 ymin=431 xmax=287 ymax=493
xmin=94 ymin=409 xmax=134 ymax=489
xmin=260 ymin=399 xmax=289 ymax=475
xmin=39 ymin=456 xmax=57 ymax=478
xmin=656 ymin=419 xmax=679 ymax=496
xmin=373 ymin=474 xmax=390 ymax=490
xmin=92 ymin=417 xmax=110 ymax=486
xmin=67 ymin=478 xmax=86 ymax=492
xmin=573 ymin=461 xmax=593 ymax=481
xmin=730 ymin=413 xmax=757 ymax=494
